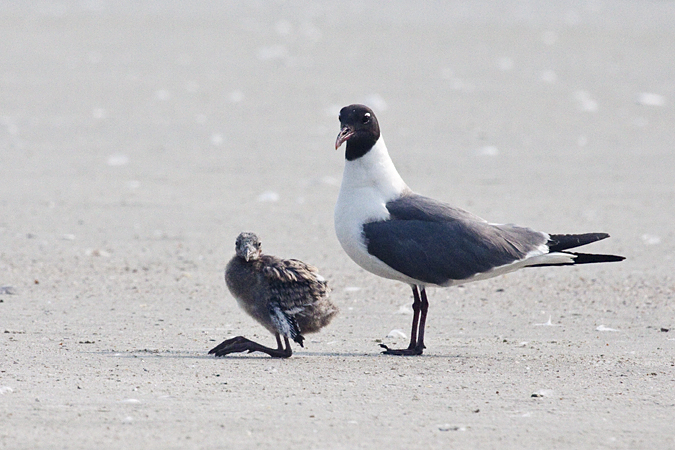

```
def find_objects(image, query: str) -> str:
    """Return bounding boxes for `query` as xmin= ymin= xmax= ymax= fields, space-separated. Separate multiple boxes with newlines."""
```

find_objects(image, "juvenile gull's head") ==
xmin=235 ymin=232 xmax=262 ymax=262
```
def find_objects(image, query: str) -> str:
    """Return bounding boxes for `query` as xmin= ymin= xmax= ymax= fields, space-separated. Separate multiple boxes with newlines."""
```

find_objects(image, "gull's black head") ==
xmin=335 ymin=104 xmax=380 ymax=161
xmin=235 ymin=232 xmax=262 ymax=262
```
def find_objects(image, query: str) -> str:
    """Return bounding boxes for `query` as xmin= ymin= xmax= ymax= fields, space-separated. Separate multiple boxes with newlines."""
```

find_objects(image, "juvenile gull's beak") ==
xmin=335 ymin=125 xmax=355 ymax=150
xmin=243 ymin=243 xmax=258 ymax=262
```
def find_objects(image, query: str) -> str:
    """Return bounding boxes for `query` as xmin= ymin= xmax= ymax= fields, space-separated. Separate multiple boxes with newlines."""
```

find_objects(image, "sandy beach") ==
xmin=1 ymin=1 xmax=674 ymax=448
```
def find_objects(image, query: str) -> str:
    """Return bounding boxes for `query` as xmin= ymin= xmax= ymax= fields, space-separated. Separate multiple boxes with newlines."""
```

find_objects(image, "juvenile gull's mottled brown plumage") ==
xmin=209 ymin=232 xmax=338 ymax=358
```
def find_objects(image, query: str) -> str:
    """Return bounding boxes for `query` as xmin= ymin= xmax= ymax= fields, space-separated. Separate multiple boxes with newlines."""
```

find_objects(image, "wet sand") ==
xmin=1 ymin=2 xmax=674 ymax=449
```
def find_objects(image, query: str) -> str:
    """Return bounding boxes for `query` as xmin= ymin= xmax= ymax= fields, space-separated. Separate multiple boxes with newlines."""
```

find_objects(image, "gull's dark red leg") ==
xmin=380 ymin=285 xmax=426 ymax=356
xmin=407 ymin=285 xmax=421 ymax=349
xmin=416 ymin=287 xmax=429 ymax=350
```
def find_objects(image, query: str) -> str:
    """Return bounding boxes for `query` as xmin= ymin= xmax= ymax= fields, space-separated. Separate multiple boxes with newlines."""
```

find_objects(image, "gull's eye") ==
xmin=362 ymin=113 xmax=371 ymax=124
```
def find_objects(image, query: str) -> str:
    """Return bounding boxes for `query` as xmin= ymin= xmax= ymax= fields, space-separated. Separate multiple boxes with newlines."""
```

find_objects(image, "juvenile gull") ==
xmin=210 ymin=232 xmax=338 ymax=358
xmin=334 ymin=104 xmax=624 ymax=356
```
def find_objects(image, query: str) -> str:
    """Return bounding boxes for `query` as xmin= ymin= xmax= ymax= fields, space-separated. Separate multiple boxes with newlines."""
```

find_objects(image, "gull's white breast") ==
xmin=334 ymin=137 xmax=421 ymax=284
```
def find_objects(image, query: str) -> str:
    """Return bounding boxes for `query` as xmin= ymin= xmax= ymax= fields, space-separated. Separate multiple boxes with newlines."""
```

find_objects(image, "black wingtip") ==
xmin=547 ymin=232 xmax=611 ymax=252
xmin=294 ymin=334 xmax=305 ymax=348
xmin=529 ymin=251 xmax=625 ymax=268
xmin=570 ymin=252 xmax=625 ymax=264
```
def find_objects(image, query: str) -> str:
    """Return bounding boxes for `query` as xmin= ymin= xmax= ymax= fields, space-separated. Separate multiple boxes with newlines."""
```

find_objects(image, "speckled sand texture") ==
xmin=1 ymin=2 xmax=674 ymax=449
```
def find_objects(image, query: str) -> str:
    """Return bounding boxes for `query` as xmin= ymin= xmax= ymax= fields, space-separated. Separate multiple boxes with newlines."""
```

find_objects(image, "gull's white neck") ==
xmin=338 ymin=136 xmax=407 ymax=200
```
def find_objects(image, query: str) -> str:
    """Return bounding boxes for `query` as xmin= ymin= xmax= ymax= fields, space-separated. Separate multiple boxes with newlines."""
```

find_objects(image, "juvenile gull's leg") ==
xmin=209 ymin=333 xmax=292 ymax=358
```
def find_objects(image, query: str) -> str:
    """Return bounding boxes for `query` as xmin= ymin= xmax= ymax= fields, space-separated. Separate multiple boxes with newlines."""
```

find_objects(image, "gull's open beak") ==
xmin=335 ymin=125 xmax=355 ymax=150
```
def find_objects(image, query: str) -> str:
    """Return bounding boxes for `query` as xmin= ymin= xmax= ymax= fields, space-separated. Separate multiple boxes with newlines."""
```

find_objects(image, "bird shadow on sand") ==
xmin=92 ymin=348 xmax=464 ymax=360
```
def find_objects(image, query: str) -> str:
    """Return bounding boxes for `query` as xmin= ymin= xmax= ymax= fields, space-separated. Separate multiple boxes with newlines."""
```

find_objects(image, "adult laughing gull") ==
xmin=210 ymin=232 xmax=338 ymax=358
xmin=334 ymin=104 xmax=624 ymax=356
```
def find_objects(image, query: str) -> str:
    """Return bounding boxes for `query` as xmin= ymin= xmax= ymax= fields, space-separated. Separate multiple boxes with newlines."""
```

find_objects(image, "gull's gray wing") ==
xmin=363 ymin=193 xmax=548 ymax=285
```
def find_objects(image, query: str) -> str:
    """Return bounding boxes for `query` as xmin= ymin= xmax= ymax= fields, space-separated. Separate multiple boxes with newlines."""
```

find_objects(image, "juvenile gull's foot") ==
xmin=209 ymin=336 xmax=292 ymax=358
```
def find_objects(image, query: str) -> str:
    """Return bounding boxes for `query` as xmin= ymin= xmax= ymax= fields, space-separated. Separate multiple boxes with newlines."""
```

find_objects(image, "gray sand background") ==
xmin=1 ymin=1 xmax=674 ymax=448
